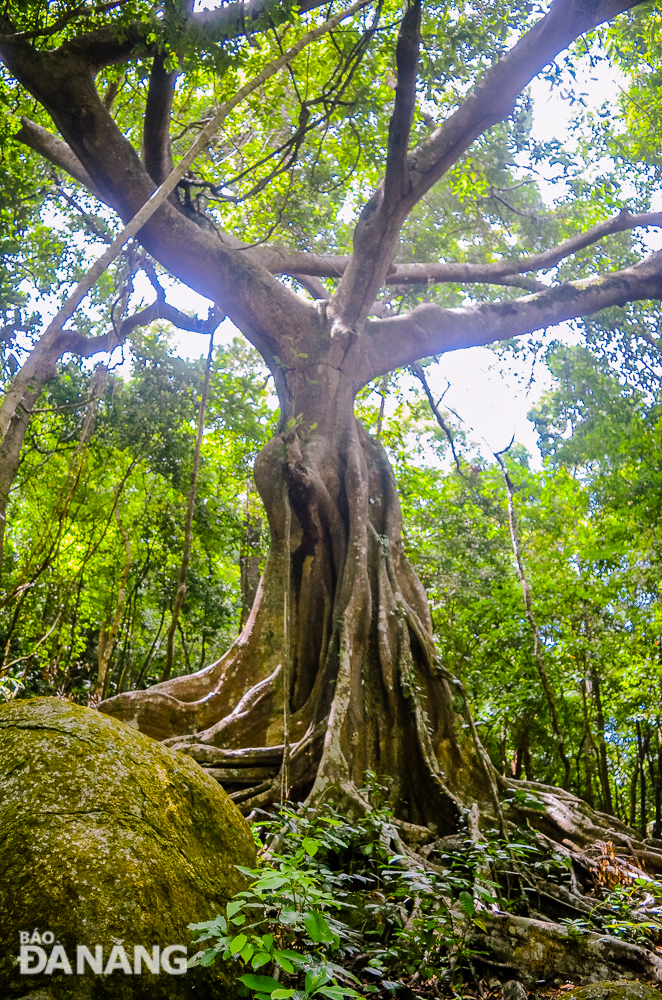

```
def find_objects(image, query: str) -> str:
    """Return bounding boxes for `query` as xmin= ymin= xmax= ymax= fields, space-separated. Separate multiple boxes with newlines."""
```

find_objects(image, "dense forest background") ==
xmin=3 ymin=322 xmax=662 ymax=838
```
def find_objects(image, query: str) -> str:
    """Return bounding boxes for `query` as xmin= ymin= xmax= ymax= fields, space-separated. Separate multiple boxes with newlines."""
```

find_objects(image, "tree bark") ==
xmin=101 ymin=351 xmax=479 ymax=828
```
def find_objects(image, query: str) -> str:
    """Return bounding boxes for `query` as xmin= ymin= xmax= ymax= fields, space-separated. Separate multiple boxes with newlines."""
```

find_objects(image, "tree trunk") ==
xmin=100 ymin=359 xmax=487 ymax=828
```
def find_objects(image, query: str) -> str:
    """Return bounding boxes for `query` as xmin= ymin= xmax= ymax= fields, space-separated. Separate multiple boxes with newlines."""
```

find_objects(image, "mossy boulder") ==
xmin=557 ymin=984 xmax=661 ymax=1000
xmin=0 ymin=696 xmax=257 ymax=1000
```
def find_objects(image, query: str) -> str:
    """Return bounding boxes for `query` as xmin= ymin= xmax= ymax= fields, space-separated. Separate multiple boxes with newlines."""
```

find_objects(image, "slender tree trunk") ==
xmin=92 ymin=500 xmax=131 ymax=704
xmin=637 ymin=721 xmax=649 ymax=839
xmin=494 ymin=453 xmax=572 ymax=788
xmin=580 ymin=678 xmax=595 ymax=807
xmin=630 ymin=759 xmax=639 ymax=830
xmin=161 ymin=330 xmax=215 ymax=683
xmin=590 ymin=664 xmax=614 ymax=815
xmin=654 ymin=731 xmax=662 ymax=839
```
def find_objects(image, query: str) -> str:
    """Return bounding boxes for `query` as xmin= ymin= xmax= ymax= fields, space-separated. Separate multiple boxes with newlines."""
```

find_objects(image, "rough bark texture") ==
xmin=101 ymin=348 xmax=475 ymax=829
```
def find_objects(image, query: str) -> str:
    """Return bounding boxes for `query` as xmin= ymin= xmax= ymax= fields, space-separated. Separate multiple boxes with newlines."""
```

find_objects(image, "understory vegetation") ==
xmin=189 ymin=781 xmax=662 ymax=999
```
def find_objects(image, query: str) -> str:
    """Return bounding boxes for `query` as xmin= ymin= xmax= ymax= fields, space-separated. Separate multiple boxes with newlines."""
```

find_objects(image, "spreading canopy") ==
xmin=1 ymin=0 xmax=661 ymax=411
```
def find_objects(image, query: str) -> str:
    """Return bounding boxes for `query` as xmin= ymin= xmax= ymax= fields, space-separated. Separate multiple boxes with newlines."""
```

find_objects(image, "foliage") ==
xmin=189 ymin=786 xmax=662 ymax=996
xmin=0 ymin=330 xmax=275 ymax=699
xmin=189 ymin=778 xmax=561 ymax=996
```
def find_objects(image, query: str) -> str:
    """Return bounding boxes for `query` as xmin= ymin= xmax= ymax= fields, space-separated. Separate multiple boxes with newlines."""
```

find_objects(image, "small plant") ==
xmin=191 ymin=782 xmax=656 ymax=998
xmin=188 ymin=779 xmax=532 ymax=997
xmin=189 ymin=835 xmax=363 ymax=1000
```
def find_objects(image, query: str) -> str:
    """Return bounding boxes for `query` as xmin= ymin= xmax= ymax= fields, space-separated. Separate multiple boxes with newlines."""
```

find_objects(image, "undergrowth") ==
xmin=188 ymin=777 xmax=662 ymax=999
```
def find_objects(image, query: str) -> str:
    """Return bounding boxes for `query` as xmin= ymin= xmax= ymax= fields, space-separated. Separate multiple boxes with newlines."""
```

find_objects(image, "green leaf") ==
xmin=304 ymin=911 xmax=334 ymax=943
xmin=227 ymin=900 xmax=244 ymax=918
xmin=302 ymin=837 xmax=321 ymax=856
xmin=272 ymin=991 xmax=296 ymax=999
xmin=230 ymin=934 xmax=248 ymax=954
xmin=305 ymin=969 xmax=331 ymax=993
xmin=251 ymin=952 xmax=272 ymax=970
xmin=255 ymin=875 xmax=289 ymax=890
xmin=239 ymin=974 xmax=282 ymax=993
xmin=240 ymin=942 xmax=255 ymax=962
xmin=318 ymin=988 xmax=359 ymax=1000
xmin=459 ymin=891 xmax=475 ymax=919
xmin=273 ymin=950 xmax=294 ymax=972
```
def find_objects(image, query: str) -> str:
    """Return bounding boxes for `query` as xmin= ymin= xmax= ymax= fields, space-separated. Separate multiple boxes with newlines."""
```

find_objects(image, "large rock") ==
xmin=558 ymin=984 xmax=662 ymax=1000
xmin=0 ymin=697 xmax=256 ymax=999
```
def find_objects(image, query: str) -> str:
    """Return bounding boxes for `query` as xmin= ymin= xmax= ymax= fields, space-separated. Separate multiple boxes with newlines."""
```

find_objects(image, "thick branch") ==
xmin=332 ymin=0 xmax=645 ymax=330
xmin=382 ymin=0 xmax=421 ymax=215
xmin=0 ymin=0 xmax=336 ymax=73
xmin=15 ymin=118 xmax=106 ymax=203
xmin=142 ymin=53 xmax=176 ymax=186
xmin=263 ymin=208 xmax=662 ymax=291
xmin=1 ymin=4 xmax=355 ymax=373
xmin=359 ymin=250 xmax=662 ymax=383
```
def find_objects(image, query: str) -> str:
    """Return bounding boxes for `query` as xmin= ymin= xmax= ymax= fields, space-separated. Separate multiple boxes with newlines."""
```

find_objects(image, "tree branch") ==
xmin=15 ymin=118 xmax=106 ymax=203
xmin=360 ymin=250 xmax=662 ymax=383
xmin=411 ymin=362 xmax=465 ymax=476
xmin=263 ymin=207 xmax=662 ymax=293
xmin=0 ymin=2 xmax=131 ymax=42
xmin=2 ymin=2 xmax=368 ymax=386
xmin=332 ymin=0 xmax=645 ymax=331
xmin=382 ymin=0 xmax=421 ymax=215
xmin=0 ymin=0 xmax=337 ymax=73
xmin=142 ymin=53 xmax=176 ymax=186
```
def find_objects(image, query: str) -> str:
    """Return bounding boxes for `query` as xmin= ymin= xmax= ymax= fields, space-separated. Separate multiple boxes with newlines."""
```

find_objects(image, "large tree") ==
xmin=3 ymin=0 xmax=662 ymax=854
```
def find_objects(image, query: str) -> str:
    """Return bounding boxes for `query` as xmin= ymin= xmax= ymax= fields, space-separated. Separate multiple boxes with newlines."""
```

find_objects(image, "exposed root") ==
xmin=471 ymin=911 xmax=662 ymax=986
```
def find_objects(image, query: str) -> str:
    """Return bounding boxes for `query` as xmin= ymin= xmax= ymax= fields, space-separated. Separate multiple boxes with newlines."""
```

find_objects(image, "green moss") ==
xmin=0 ymin=697 xmax=256 ymax=999
xmin=560 ymin=983 xmax=661 ymax=1000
